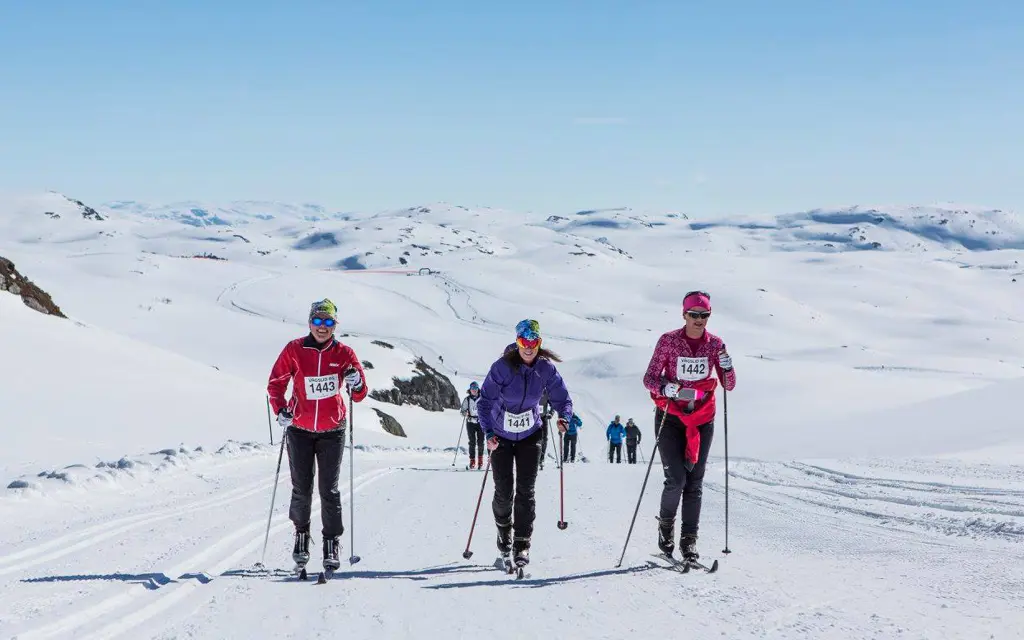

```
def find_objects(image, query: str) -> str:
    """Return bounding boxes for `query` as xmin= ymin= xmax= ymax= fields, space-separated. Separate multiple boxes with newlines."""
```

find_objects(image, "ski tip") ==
xmin=316 ymin=572 xmax=327 ymax=584
xmin=708 ymin=559 xmax=719 ymax=573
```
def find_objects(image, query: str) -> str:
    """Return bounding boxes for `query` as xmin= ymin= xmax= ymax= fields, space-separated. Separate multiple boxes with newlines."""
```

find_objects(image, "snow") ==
xmin=1 ymin=192 xmax=1023 ymax=638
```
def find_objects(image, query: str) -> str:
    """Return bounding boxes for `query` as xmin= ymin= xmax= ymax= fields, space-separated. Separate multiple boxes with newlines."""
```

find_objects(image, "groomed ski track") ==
xmin=2 ymin=452 xmax=1020 ymax=639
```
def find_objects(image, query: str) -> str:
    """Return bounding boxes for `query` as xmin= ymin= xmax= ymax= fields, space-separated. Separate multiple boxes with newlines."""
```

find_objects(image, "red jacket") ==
xmin=642 ymin=328 xmax=736 ymax=464
xmin=267 ymin=335 xmax=368 ymax=432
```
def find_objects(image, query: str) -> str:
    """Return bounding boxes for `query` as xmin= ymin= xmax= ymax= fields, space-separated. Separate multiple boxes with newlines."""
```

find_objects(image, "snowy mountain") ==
xmin=1 ymin=191 xmax=1022 ymax=639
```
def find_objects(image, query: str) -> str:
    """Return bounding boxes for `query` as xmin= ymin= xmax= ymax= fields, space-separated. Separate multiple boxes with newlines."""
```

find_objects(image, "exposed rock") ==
xmin=368 ymin=358 xmax=459 ymax=412
xmin=372 ymin=408 xmax=407 ymax=438
xmin=372 ymin=340 xmax=394 ymax=349
xmin=0 ymin=257 xmax=66 ymax=318
xmin=361 ymin=360 xmax=374 ymax=369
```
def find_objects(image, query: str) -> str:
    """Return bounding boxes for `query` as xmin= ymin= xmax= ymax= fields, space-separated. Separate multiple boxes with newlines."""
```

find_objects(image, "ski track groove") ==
xmin=0 ymin=477 xmax=274 ymax=577
xmin=13 ymin=467 xmax=395 ymax=640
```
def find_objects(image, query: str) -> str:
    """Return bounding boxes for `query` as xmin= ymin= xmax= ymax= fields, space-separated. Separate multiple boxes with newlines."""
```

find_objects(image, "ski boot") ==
xmin=477 ymin=456 xmax=484 ymax=470
xmin=321 ymin=536 xmax=341 ymax=575
xmin=657 ymin=517 xmax=675 ymax=556
xmin=680 ymin=534 xmax=699 ymax=562
xmin=469 ymin=457 xmax=477 ymax=470
xmin=292 ymin=530 xmax=311 ymax=579
xmin=496 ymin=518 xmax=512 ymax=556
xmin=513 ymin=537 xmax=531 ymax=567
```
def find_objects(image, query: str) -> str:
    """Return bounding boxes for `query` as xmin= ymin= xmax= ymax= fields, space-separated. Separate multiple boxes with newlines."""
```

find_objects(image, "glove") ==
xmin=719 ymin=349 xmax=733 ymax=371
xmin=662 ymin=382 xmax=680 ymax=398
xmin=277 ymin=408 xmax=293 ymax=428
xmin=344 ymin=368 xmax=363 ymax=392
xmin=557 ymin=418 xmax=568 ymax=434
xmin=461 ymin=409 xmax=468 ymax=417
xmin=486 ymin=435 xmax=500 ymax=452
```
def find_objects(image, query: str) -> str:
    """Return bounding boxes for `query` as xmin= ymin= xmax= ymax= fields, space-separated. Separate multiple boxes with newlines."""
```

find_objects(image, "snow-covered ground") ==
xmin=1 ymin=192 xmax=1022 ymax=639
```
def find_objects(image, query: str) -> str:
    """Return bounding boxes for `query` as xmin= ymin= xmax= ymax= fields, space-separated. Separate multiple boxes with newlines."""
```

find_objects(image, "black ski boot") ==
xmin=323 ymin=536 xmax=341 ymax=572
xmin=496 ymin=518 xmax=513 ymax=556
xmin=513 ymin=536 xmax=531 ymax=567
xmin=657 ymin=517 xmax=675 ymax=556
xmin=680 ymin=534 xmax=699 ymax=561
xmin=293 ymin=530 xmax=310 ymax=566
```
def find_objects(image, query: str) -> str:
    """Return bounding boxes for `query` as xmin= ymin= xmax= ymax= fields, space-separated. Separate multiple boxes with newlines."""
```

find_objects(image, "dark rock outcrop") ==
xmin=0 ymin=257 xmax=66 ymax=317
xmin=372 ymin=408 xmax=407 ymax=438
xmin=369 ymin=358 xmax=459 ymax=412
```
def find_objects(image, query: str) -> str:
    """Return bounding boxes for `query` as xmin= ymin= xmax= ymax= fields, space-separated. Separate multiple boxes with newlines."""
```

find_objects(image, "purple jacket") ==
xmin=478 ymin=345 xmax=574 ymax=441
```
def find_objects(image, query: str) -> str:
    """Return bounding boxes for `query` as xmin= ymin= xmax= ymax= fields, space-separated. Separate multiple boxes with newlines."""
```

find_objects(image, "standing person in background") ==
xmin=642 ymin=290 xmax=736 ymax=561
xmin=461 ymin=381 xmax=484 ymax=469
xmin=477 ymin=319 xmax=575 ymax=568
xmin=625 ymin=418 xmax=642 ymax=464
xmin=606 ymin=415 xmax=626 ymax=463
xmin=563 ymin=413 xmax=582 ymax=463
xmin=267 ymin=299 xmax=368 ymax=575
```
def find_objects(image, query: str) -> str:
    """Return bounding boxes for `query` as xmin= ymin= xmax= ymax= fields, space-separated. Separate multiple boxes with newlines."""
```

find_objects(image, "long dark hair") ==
xmin=502 ymin=344 xmax=562 ymax=370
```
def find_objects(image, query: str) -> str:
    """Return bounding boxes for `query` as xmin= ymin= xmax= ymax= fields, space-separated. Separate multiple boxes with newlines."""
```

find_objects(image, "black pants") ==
xmin=286 ymin=426 xmax=344 ymax=539
xmin=562 ymin=433 xmax=577 ymax=462
xmin=466 ymin=419 xmax=484 ymax=459
xmin=491 ymin=429 xmax=542 ymax=539
xmin=626 ymin=441 xmax=638 ymax=464
xmin=608 ymin=442 xmax=622 ymax=463
xmin=656 ymin=410 xmax=714 ymax=536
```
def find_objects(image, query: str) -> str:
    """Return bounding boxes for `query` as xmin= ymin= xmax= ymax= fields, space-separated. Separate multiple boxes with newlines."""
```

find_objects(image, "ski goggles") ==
xmin=310 ymin=316 xmax=337 ymax=327
xmin=685 ymin=310 xmax=711 ymax=319
xmin=516 ymin=335 xmax=541 ymax=350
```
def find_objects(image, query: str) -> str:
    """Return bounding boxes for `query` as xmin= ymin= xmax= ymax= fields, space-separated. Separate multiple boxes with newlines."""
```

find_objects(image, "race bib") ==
xmin=504 ymin=409 xmax=534 ymax=434
xmin=676 ymin=357 xmax=709 ymax=381
xmin=305 ymin=374 xmax=339 ymax=400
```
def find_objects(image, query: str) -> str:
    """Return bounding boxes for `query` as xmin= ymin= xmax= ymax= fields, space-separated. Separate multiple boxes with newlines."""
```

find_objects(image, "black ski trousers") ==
xmin=286 ymin=426 xmax=344 ymax=539
xmin=491 ymin=428 xmax=542 ymax=539
xmin=656 ymin=410 xmax=714 ymax=536
xmin=466 ymin=419 xmax=484 ymax=459
xmin=608 ymin=442 xmax=622 ymax=463
xmin=626 ymin=441 xmax=638 ymax=464
xmin=562 ymin=433 xmax=577 ymax=462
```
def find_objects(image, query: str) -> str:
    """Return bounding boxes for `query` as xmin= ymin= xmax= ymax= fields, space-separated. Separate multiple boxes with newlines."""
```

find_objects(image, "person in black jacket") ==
xmin=625 ymin=418 xmax=642 ymax=464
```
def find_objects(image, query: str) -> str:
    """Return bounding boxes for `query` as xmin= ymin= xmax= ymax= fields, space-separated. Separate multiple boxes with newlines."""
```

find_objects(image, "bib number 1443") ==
xmin=305 ymin=374 xmax=339 ymax=400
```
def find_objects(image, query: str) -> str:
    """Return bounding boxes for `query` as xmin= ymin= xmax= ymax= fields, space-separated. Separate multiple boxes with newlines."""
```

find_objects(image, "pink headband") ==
xmin=683 ymin=292 xmax=711 ymax=312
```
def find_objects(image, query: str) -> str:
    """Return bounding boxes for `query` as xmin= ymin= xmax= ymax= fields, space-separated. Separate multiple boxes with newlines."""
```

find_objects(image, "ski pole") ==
xmin=615 ymin=409 xmax=670 ymax=568
xmin=451 ymin=415 xmax=466 ymax=467
xmin=462 ymin=453 xmax=492 ymax=559
xmin=639 ymin=440 xmax=646 ymax=464
xmin=557 ymin=422 xmax=568 ymax=530
xmin=255 ymin=425 xmax=287 ymax=571
xmin=722 ymin=386 xmax=731 ymax=555
xmin=265 ymin=396 xmax=274 ymax=445
xmin=348 ymin=388 xmax=361 ymax=564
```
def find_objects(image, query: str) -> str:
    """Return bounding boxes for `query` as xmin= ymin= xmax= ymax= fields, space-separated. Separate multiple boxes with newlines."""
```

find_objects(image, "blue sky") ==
xmin=2 ymin=1 xmax=1023 ymax=215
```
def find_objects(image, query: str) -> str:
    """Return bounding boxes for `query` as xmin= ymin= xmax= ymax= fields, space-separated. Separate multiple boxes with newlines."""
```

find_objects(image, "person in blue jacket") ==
xmin=478 ymin=319 xmax=574 ymax=567
xmin=606 ymin=415 xmax=626 ymax=463
xmin=563 ymin=413 xmax=582 ymax=463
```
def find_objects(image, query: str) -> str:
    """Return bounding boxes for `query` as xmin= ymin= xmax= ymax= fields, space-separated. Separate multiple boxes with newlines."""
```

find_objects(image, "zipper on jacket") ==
xmin=314 ymin=349 xmax=323 ymax=431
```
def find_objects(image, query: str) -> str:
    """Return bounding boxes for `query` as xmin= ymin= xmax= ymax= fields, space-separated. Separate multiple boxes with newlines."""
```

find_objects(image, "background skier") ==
xmin=625 ymin=418 xmax=642 ymax=464
xmin=606 ymin=415 xmax=626 ymax=463
xmin=461 ymin=381 xmax=484 ymax=469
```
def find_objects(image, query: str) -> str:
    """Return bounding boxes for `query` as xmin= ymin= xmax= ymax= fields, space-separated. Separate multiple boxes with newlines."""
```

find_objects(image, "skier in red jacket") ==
xmin=267 ymin=299 xmax=368 ymax=574
xmin=643 ymin=291 xmax=736 ymax=562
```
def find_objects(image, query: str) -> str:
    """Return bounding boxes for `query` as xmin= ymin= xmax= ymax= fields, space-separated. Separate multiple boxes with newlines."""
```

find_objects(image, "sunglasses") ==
xmin=685 ymin=311 xmax=711 ymax=319
xmin=516 ymin=336 xmax=541 ymax=350
xmin=310 ymin=317 xmax=336 ymax=327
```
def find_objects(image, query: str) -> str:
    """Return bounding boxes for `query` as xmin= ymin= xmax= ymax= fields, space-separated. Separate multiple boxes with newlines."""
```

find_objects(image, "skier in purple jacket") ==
xmin=478 ymin=319 xmax=574 ymax=567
